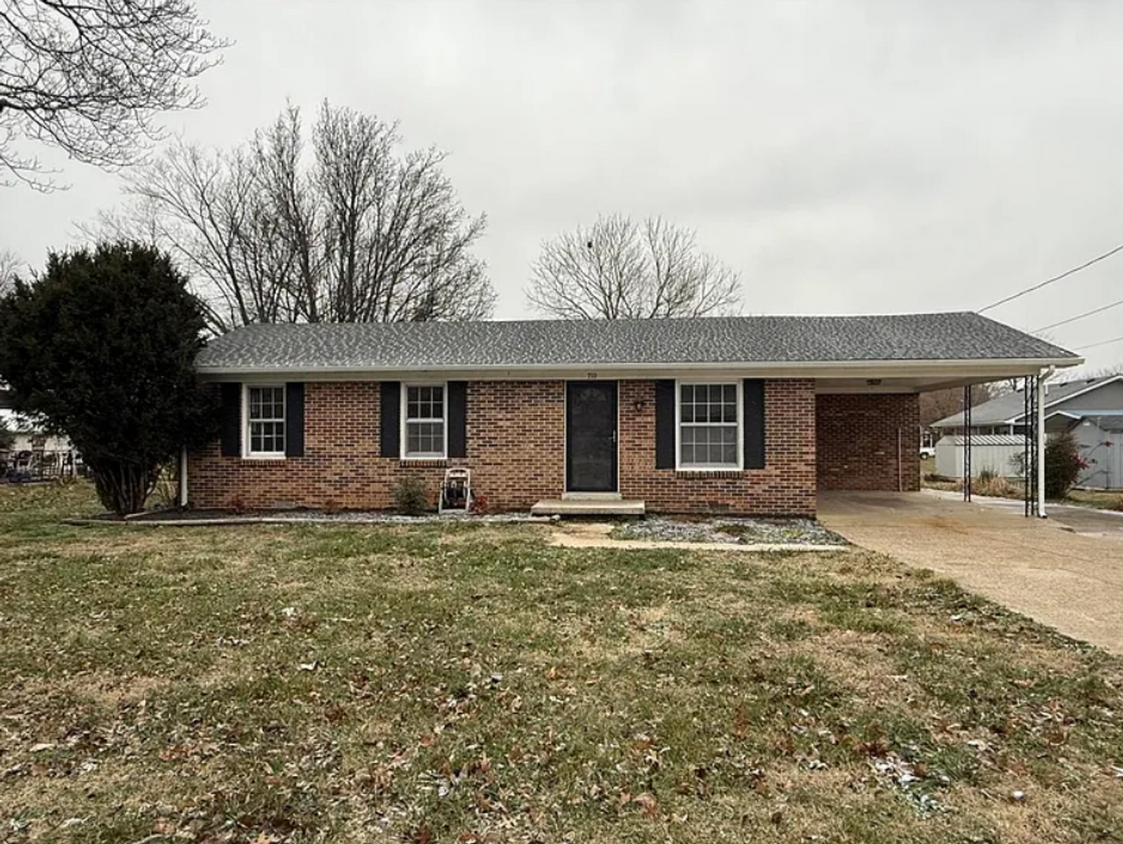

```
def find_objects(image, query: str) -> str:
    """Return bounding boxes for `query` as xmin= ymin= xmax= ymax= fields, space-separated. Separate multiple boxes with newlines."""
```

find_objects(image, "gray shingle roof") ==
xmin=931 ymin=375 xmax=1119 ymax=428
xmin=195 ymin=312 xmax=1078 ymax=373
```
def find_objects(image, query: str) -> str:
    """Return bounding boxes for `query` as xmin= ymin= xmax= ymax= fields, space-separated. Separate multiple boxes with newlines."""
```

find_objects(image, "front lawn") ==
xmin=2 ymin=483 xmax=1121 ymax=843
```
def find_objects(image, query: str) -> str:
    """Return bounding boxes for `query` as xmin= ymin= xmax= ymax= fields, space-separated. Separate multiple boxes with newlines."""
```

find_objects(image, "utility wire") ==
xmin=1033 ymin=296 xmax=1123 ymax=333
xmin=978 ymin=241 xmax=1123 ymax=313
xmin=1075 ymin=334 xmax=1123 ymax=352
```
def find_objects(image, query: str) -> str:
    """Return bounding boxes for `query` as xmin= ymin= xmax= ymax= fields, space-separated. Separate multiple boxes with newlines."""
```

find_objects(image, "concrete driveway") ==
xmin=818 ymin=490 xmax=1123 ymax=655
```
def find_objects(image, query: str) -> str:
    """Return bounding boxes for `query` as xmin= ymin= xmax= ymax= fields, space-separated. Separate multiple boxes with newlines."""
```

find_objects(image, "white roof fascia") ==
xmin=196 ymin=356 xmax=1083 ymax=382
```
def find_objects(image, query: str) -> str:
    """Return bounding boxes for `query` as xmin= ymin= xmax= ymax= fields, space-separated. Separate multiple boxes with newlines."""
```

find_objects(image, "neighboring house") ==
xmin=186 ymin=313 xmax=1079 ymax=516
xmin=0 ymin=410 xmax=73 ymax=453
xmin=931 ymin=375 xmax=1123 ymax=488
xmin=0 ymin=410 xmax=78 ymax=481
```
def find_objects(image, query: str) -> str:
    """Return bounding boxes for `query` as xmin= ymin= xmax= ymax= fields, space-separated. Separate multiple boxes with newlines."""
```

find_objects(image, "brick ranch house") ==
xmin=185 ymin=313 xmax=1080 ymax=517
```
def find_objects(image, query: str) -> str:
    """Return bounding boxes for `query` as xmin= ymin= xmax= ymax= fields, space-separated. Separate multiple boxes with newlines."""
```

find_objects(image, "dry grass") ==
xmin=1 ymin=482 xmax=1122 ymax=843
xmin=921 ymin=456 xmax=1123 ymax=511
xmin=1065 ymin=489 xmax=1123 ymax=512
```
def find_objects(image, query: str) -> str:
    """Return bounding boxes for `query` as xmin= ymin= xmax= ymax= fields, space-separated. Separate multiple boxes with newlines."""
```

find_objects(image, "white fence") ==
xmin=0 ymin=449 xmax=81 ymax=482
xmin=935 ymin=435 xmax=1026 ymax=479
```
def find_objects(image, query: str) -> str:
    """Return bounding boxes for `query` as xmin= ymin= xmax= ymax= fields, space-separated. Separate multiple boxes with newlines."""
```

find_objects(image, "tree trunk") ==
xmin=91 ymin=461 xmax=158 ymax=516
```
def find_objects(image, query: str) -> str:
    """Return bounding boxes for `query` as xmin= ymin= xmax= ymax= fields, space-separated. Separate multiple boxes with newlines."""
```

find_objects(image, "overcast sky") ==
xmin=2 ymin=0 xmax=1122 ymax=373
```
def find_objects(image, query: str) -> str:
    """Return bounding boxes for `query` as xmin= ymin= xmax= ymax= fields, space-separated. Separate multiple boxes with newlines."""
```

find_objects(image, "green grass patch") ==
xmin=1 ymin=482 xmax=1121 ymax=843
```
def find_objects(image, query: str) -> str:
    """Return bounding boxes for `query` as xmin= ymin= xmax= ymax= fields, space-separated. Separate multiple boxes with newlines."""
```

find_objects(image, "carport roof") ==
xmin=196 ymin=311 xmax=1079 ymax=376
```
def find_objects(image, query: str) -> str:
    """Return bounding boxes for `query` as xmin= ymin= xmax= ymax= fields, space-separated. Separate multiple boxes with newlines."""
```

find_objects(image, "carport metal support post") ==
xmin=1038 ymin=368 xmax=1050 ymax=518
xmin=1024 ymin=375 xmax=1038 ymax=518
xmin=962 ymin=385 xmax=972 ymax=502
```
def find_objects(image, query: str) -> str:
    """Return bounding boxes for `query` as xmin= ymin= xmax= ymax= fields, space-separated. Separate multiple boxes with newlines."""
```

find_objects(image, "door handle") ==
xmin=612 ymin=430 xmax=617 ymax=444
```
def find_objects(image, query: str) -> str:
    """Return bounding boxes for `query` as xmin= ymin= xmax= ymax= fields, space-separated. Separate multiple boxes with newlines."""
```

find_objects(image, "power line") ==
xmin=1075 ymin=334 xmax=1123 ymax=352
xmin=978 ymin=240 xmax=1123 ymax=314
xmin=1033 ymin=296 xmax=1123 ymax=333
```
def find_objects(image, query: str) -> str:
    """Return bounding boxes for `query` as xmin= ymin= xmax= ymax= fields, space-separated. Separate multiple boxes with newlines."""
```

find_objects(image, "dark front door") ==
xmin=566 ymin=381 xmax=618 ymax=492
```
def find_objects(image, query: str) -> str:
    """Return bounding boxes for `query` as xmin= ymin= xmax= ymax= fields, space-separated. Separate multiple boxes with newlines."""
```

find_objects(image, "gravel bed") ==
xmin=116 ymin=509 xmax=547 ymax=524
xmin=610 ymin=516 xmax=848 ymax=546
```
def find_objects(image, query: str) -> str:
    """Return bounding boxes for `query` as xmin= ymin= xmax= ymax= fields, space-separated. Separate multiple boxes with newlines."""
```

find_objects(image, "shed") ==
xmin=935 ymin=434 xmax=1026 ymax=479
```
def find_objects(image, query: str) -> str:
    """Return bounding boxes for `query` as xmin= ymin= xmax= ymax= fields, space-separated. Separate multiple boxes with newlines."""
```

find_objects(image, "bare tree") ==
xmin=311 ymin=103 xmax=492 ymax=323
xmin=0 ymin=248 xmax=23 ymax=293
xmin=526 ymin=214 xmax=742 ymax=319
xmin=919 ymin=383 xmax=999 ymax=427
xmin=0 ymin=0 xmax=226 ymax=190
xmin=93 ymin=100 xmax=494 ymax=330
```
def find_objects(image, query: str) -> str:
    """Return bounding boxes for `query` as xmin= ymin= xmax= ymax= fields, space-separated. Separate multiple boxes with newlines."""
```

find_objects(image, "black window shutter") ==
xmin=743 ymin=379 xmax=765 ymax=469
xmin=654 ymin=379 xmax=676 ymax=469
xmin=447 ymin=381 xmax=467 ymax=458
xmin=219 ymin=382 xmax=242 ymax=457
xmin=285 ymin=382 xmax=305 ymax=457
xmin=380 ymin=381 xmax=401 ymax=458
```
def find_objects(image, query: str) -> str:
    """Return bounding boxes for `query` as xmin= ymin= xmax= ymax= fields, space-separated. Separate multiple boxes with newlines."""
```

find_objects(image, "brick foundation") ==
xmin=188 ymin=378 xmax=820 ymax=516
xmin=815 ymin=393 xmax=920 ymax=491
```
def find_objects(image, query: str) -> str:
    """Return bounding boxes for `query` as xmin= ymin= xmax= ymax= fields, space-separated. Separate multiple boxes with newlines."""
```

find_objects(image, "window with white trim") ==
xmin=403 ymin=384 xmax=446 ymax=458
xmin=246 ymin=385 xmax=286 ymax=457
xmin=678 ymin=382 xmax=740 ymax=469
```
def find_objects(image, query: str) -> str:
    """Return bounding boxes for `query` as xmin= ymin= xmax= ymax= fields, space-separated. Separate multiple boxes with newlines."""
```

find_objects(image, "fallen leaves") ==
xmin=619 ymin=791 xmax=660 ymax=818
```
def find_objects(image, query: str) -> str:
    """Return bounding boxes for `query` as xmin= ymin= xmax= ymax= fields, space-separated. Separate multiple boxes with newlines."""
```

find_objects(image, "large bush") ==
xmin=0 ymin=242 xmax=217 ymax=514
xmin=1044 ymin=431 xmax=1087 ymax=500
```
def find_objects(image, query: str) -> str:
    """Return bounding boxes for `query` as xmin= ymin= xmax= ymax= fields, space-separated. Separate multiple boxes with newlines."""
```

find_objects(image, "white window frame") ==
xmin=400 ymin=382 xmax=448 ymax=460
xmin=243 ymin=384 xmax=286 ymax=459
xmin=675 ymin=380 xmax=743 ymax=471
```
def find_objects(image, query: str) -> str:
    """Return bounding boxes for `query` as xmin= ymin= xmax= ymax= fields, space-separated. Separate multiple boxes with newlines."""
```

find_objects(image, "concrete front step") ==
xmin=530 ymin=499 xmax=646 ymax=517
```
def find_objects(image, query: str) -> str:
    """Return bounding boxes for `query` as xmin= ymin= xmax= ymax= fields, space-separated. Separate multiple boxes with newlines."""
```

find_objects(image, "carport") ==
xmin=817 ymin=366 xmax=1062 ymax=517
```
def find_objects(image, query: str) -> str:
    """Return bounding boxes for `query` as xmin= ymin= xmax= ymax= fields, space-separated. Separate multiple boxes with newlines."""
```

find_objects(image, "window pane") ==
xmin=248 ymin=418 xmax=285 ymax=454
xmin=249 ymin=387 xmax=285 ymax=422
xmin=406 ymin=385 xmax=444 ymax=421
xmin=406 ymin=421 xmax=444 ymax=455
xmin=680 ymin=422 xmax=738 ymax=467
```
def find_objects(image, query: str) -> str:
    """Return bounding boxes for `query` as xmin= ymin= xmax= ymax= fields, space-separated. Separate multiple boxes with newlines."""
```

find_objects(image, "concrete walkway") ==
xmin=818 ymin=490 xmax=1123 ymax=655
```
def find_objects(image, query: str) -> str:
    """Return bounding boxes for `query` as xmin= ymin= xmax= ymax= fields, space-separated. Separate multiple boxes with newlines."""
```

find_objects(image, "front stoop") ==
xmin=530 ymin=499 xmax=646 ymax=517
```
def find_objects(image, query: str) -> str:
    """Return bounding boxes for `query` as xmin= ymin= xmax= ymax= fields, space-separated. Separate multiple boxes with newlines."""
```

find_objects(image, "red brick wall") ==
xmin=618 ymin=379 xmax=817 ymax=516
xmin=188 ymin=381 xmax=565 ymax=511
xmin=816 ymin=393 xmax=920 ymax=491
xmin=189 ymin=378 xmax=819 ymax=515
